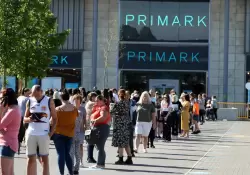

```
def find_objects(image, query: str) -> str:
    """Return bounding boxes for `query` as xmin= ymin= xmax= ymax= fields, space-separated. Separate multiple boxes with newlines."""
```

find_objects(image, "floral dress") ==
xmin=111 ymin=100 xmax=131 ymax=148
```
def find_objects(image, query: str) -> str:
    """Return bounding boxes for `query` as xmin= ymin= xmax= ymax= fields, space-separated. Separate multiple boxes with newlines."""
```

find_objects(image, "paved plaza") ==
xmin=15 ymin=121 xmax=250 ymax=175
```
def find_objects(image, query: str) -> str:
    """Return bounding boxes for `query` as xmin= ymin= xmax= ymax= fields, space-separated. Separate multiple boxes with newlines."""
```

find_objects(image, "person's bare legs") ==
xmin=0 ymin=157 xmax=14 ymax=175
xmin=124 ymin=146 xmax=132 ymax=156
xmin=156 ymin=122 xmax=163 ymax=137
xmin=118 ymin=147 xmax=123 ymax=157
xmin=40 ymin=156 xmax=49 ymax=175
xmin=180 ymin=131 xmax=186 ymax=137
xmin=185 ymin=130 xmax=189 ymax=138
xmin=143 ymin=136 xmax=148 ymax=152
xmin=10 ymin=158 xmax=14 ymax=175
xmin=135 ymin=134 xmax=142 ymax=152
xmin=27 ymin=156 xmax=37 ymax=175
xmin=194 ymin=121 xmax=200 ymax=131
xmin=80 ymin=144 xmax=83 ymax=165
xmin=37 ymin=156 xmax=43 ymax=166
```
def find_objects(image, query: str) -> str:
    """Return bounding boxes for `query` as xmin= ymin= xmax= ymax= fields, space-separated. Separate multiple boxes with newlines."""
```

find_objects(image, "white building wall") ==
xmin=82 ymin=0 xmax=118 ymax=90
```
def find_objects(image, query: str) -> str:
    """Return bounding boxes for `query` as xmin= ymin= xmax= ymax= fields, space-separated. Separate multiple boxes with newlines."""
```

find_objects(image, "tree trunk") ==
xmin=24 ymin=77 xmax=28 ymax=87
xmin=2 ymin=67 xmax=7 ymax=89
xmin=106 ymin=69 xmax=108 ymax=88
xmin=103 ymin=68 xmax=107 ymax=88
xmin=24 ymin=57 xmax=28 ymax=87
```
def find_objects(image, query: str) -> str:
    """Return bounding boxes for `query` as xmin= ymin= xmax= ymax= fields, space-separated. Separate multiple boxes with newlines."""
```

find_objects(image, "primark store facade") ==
xmin=82 ymin=0 xmax=247 ymax=102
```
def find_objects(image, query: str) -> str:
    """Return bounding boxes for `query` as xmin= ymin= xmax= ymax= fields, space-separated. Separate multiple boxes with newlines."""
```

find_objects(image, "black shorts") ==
xmin=199 ymin=109 xmax=205 ymax=116
xmin=193 ymin=115 xmax=199 ymax=121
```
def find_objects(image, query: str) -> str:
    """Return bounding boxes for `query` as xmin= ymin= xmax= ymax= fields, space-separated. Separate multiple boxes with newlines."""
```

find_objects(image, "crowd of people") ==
xmin=0 ymin=85 xmax=218 ymax=175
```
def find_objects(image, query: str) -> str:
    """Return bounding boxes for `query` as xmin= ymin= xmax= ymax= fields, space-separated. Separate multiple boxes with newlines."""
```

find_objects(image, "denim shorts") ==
xmin=0 ymin=146 xmax=15 ymax=158
xmin=193 ymin=115 xmax=199 ymax=121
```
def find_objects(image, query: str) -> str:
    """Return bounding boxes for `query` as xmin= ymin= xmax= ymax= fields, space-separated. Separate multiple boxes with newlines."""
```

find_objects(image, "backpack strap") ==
xmin=48 ymin=97 xmax=51 ymax=111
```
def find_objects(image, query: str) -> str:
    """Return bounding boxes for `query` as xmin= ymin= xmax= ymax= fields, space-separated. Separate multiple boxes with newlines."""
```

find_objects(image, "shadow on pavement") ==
xmin=166 ymin=148 xmax=208 ymax=152
xmin=132 ymin=163 xmax=207 ymax=171
xmin=104 ymin=168 xmax=183 ymax=174
xmin=129 ymin=156 xmax=198 ymax=161
xmin=147 ymin=152 xmax=203 ymax=157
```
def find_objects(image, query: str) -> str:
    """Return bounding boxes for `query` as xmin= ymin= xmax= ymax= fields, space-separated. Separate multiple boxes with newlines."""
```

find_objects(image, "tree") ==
xmin=101 ymin=20 xmax=125 ymax=88
xmin=0 ymin=0 xmax=23 ymax=88
xmin=12 ymin=0 xmax=69 ymax=87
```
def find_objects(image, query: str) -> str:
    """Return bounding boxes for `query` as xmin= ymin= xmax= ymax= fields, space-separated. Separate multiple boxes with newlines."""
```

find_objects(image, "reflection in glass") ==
xmin=47 ymin=69 xmax=81 ymax=89
xmin=120 ymin=1 xmax=209 ymax=42
xmin=121 ymin=70 xmax=206 ymax=95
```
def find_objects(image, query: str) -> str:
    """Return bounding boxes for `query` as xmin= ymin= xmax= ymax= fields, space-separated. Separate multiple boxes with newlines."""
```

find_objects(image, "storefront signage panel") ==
xmin=120 ymin=0 xmax=209 ymax=42
xmin=50 ymin=52 xmax=82 ymax=69
xmin=119 ymin=44 xmax=208 ymax=70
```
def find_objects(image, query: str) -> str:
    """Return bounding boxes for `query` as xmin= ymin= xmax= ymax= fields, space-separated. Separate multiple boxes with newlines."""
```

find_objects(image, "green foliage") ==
xmin=0 ymin=0 xmax=70 ymax=87
xmin=0 ymin=0 xmax=24 ymax=87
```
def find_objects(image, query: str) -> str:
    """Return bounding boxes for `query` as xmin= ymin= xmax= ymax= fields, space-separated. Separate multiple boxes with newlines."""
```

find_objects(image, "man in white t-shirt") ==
xmin=24 ymin=85 xmax=57 ymax=175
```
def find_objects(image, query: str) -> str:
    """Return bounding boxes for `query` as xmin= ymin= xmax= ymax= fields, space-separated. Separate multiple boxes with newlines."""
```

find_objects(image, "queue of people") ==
xmin=0 ymin=85 xmax=218 ymax=175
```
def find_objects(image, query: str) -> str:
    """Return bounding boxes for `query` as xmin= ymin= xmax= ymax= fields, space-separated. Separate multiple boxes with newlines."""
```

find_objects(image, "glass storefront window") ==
xmin=120 ymin=0 xmax=209 ymax=42
xmin=47 ymin=69 xmax=81 ymax=89
xmin=121 ymin=70 xmax=207 ymax=95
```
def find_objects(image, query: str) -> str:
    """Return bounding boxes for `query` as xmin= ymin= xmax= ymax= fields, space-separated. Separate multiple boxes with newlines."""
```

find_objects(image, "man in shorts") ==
xmin=24 ymin=85 xmax=57 ymax=175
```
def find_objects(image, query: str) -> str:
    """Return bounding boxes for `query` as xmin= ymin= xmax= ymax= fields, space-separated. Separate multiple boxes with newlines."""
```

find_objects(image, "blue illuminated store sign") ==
xmin=119 ymin=1 xmax=209 ymax=42
xmin=127 ymin=51 xmax=200 ymax=63
xmin=52 ymin=56 xmax=68 ymax=65
xmin=50 ymin=52 xmax=82 ymax=69
xmin=125 ymin=15 xmax=207 ymax=27
xmin=119 ymin=44 xmax=208 ymax=71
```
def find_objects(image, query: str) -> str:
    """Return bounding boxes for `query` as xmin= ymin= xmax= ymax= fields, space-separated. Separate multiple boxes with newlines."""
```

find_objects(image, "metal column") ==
xmin=92 ymin=0 xmax=98 ymax=89
xmin=223 ymin=0 xmax=229 ymax=102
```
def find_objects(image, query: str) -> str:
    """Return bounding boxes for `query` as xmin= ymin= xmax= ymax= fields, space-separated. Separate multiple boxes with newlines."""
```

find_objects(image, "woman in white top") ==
xmin=160 ymin=94 xmax=171 ymax=141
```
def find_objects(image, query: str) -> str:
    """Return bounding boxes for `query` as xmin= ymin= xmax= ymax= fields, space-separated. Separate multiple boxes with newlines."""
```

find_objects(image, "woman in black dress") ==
xmin=111 ymin=89 xmax=133 ymax=165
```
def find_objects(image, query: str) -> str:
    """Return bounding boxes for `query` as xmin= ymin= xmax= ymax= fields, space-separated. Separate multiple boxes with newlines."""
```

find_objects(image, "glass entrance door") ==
xmin=149 ymin=79 xmax=179 ymax=94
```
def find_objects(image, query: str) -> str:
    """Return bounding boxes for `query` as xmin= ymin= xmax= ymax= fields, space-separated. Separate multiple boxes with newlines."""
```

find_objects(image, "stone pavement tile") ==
xmin=14 ymin=121 xmax=241 ymax=175
xmin=187 ymin=122 xmax=250 ymax=175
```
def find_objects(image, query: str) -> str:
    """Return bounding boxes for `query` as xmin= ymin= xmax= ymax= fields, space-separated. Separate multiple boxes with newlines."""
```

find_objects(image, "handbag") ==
xmin=85 ymin=126 xmax=100 ymax=145
xmin=85 ymin=110 xmax=101 ymax=145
